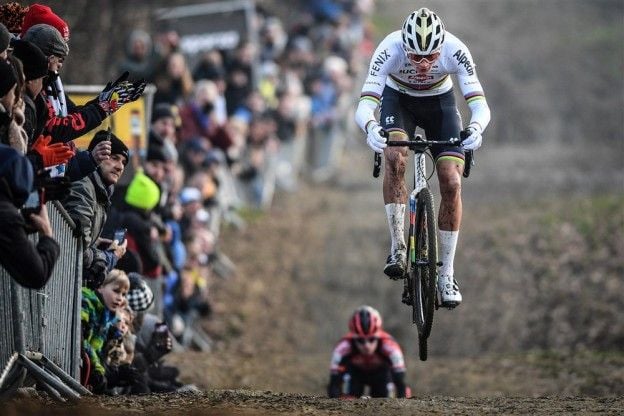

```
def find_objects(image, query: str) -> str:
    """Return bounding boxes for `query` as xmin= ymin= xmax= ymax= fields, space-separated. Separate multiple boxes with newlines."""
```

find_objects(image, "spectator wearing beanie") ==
xmin=21 ymin=23 xmax=108 ymax=181
xmin=61 ymin=131 xmax=130 ymax=288
xmin=20 ymin=3 xmax=70 ymax=41
xmin=0 ymin=22 xmax=10 ymax=59
xmin=1 ymin=56 xmax=32 ymax=155
xmin=116 ymin=171 xmax=163 ymax=279
xmin=23 ymin=23 xmax=145 ymax=182
xmin=21 ymin=23 xmax=68 ymax=59
xmin=149 ymin=103 xmax=179 ymax=173
xmin=11 ymin=39 xmax=49 ymax=142
xmin=0 ymin=58 xmax=18 ymax=143
xmin=127 ymin=270 xmax=185 ymax=394
xmin=126 ymin=272 xmax=155 ymax=313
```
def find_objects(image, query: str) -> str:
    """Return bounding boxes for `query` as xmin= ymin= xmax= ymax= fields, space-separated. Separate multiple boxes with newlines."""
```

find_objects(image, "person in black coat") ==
xmin=0 ymin=144 xmax=59 ymax=289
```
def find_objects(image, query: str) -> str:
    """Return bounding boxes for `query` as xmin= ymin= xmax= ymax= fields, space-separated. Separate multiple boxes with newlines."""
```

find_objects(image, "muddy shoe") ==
xmin=384 ymin=250 xmax=406 ymax=279
xmin=438 ymin=274 xmax=462 ymax=308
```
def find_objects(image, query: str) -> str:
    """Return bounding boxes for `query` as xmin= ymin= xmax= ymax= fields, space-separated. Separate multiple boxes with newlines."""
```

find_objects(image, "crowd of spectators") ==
xmin=0 ymin=0 xmax=374 ymax=396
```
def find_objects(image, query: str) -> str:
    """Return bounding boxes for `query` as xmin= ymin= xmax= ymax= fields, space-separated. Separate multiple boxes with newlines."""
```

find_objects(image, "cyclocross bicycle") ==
xmin=373 ymin=131 xmax=472 ymax=361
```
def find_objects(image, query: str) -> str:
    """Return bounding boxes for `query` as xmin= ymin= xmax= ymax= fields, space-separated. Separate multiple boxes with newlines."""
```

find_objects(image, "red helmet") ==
xmin=348 ymin=305 xmax=383 ymax=337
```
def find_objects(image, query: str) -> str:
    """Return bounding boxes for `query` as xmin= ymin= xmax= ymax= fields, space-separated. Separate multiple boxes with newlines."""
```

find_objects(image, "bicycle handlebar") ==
xmin=372 ymin=130 xmax=475 ymax=178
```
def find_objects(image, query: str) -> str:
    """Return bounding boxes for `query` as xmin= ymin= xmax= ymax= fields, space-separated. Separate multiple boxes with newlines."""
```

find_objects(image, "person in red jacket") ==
xmin=327 ymin=305 xmax=408 ymax=398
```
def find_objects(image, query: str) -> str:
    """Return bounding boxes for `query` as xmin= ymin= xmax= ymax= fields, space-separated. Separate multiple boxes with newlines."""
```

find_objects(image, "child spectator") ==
xmin=105 ymin=305 xmax=149 ymax=394
xmin=81 ymin=269 xmax=129 ymax=393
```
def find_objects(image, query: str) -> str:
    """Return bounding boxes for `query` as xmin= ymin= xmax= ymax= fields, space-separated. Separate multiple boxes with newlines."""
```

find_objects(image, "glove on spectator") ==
xmin=98 ymin=71 xmax=147 ymax=115
xmin=31 ymin=135 xmax=75 ymax=167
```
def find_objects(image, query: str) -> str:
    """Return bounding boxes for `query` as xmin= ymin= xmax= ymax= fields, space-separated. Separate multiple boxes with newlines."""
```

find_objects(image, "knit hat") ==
xmin=151 ymin=103 xmax=174 ymax=124
xmin=11 ymin=39 xmax=48 ymax=81
xmin=146 ymin=143 xmax=168 ymax=163
xmin=22 ymin=23 xmax=68 ymax=58
xmin=126 ymin=272 xmax=154 ymax=312
xmin=20 ymin=4 xmax=70 ymax=41
xmin=125 ymin=170 xmax=160 ymax=211
xmin=88 ymin=130 xmax=130 ymax=165
xmin=0 ymin=59 xmax=18 ymax=97
xmin=0 ymin=23 xmax=10 ymax=52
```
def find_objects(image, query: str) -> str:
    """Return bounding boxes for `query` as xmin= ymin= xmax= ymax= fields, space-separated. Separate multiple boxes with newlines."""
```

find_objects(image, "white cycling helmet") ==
xmin=401 ymin=7 xmax=446 ymax=55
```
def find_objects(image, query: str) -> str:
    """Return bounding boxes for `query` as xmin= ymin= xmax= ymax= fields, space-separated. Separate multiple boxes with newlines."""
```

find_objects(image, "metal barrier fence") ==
xmin=0 ymin=201 xmax=82 ymax=380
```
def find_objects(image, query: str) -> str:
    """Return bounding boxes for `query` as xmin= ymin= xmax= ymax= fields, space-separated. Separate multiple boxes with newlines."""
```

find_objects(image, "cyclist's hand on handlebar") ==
xmin=366 ymin=121 xmax=387 ymax=154
xmin=461 ymin=125 xmax=482 ymax=151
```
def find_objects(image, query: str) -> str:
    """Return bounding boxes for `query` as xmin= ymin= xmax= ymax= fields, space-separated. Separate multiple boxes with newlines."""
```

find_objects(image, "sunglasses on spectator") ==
xmin=406 ymin=51 xmax=440 ymax=64
xmin=355 ymin=337 xmax=378 ymax=345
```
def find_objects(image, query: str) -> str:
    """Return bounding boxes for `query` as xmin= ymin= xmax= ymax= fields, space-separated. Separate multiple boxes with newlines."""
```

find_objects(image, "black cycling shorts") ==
xmin=380 ymin=87 xmax=464 ymax=162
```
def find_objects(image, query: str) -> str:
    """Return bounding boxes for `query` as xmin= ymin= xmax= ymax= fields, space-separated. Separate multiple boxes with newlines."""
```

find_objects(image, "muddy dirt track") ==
xmin=5 ymin=390 xmax=624 ymax=415
xmin=4 ymin=1 xmax=622 ymax=414
xmin=7 ymin=137 xmax=623 ymax=415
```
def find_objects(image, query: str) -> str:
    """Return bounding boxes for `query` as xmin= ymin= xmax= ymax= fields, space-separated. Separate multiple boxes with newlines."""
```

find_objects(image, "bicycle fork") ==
xmin=408 ymin=152 xmax=428 ymax=264
xmin=404 ymin=153 xmax=428 ymax=306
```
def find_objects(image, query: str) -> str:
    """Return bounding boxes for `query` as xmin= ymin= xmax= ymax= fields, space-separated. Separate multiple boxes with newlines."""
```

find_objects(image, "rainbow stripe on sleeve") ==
xmin=359 ymin=92 xmax=381 ymax=106
xmin=464 ymin=91 xmax=486 ymax=105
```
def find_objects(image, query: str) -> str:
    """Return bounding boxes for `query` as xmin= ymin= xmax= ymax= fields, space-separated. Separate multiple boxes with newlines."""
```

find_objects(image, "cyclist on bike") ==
xmin=327 ymin=306 xmax=408 ymax=398
xmin=355 ymin=7 xmax=491 ymax=307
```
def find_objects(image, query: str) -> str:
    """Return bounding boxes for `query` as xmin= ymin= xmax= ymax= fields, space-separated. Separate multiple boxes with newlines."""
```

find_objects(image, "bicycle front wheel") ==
xmin=412 ymin=187 xmax=438 ymax=343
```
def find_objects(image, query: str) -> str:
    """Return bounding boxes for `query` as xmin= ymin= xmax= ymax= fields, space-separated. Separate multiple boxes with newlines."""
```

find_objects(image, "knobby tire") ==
xmin=413 ymin=187 xmax=437 ymax=347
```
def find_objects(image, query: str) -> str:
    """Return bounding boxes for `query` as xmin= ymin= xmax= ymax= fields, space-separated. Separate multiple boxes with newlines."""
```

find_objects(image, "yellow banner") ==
xmin=68 ymin=94 xmax=148 ymax=153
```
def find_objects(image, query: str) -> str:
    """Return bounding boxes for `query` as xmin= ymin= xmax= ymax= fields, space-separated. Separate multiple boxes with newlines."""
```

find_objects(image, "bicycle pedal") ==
xmin=441 ymin=301 xmax=460 ymax=310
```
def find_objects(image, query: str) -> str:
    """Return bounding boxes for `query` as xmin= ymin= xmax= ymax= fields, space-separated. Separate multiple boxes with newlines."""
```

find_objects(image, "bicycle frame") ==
xmin=384 ymin=136 xmax=458 ymax=264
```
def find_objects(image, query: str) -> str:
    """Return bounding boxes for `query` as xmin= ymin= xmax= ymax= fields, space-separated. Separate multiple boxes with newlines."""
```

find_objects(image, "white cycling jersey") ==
xmin=355 ymin=30 xmax=491 ymax=134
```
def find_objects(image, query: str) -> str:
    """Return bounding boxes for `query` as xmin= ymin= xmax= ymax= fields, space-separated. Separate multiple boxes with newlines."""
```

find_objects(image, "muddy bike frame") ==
xmin=373 ymin=132 xmax=471 ymax=361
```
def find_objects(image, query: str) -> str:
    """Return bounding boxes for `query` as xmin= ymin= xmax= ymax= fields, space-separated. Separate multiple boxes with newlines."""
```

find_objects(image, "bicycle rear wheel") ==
xmin=412 ymin=188 xmax=437 ymax=344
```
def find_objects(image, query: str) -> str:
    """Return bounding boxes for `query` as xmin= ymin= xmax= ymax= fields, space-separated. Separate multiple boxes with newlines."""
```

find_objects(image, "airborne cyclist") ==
xmin=354 ymin=7 xmax=491 ymax=307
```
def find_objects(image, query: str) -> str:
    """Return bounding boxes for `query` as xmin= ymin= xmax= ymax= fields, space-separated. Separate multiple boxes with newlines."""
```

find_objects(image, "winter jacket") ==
xmin=81 ymin=287 xmax=118 ymax=376
xmin=0 ymin=196 xmax=60 ymax=289
xmin=0 ymin=146 xmax=60 ymax=289
xmin=42 ymin=77 xmax=106 ymax=182
xmin=61 ymin=170 xmax=117 ymax=276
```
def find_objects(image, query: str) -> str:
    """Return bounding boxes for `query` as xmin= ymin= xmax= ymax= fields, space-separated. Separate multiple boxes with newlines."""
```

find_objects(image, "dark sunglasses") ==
xmin=355 ymin=337 xmax=378 ymax=345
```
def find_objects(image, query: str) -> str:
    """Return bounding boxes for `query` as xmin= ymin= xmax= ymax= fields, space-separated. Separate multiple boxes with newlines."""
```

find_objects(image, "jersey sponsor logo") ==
xmin=364 ymin=80 xmax=383 ymax=87
xmin=411 ymin=74 xmax=434 ymax=81
xmin=385 ymin=115 xmax=395 ymax=125
xmin=370 ymin=49 xmax=391 ymax=76
xmin=453 ymin=49 xmax=474 ymax=75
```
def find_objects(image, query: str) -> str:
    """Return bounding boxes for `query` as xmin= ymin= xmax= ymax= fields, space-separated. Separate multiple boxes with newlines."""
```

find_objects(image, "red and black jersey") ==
xmin=329 ymin=330 xmax=406 ymax=374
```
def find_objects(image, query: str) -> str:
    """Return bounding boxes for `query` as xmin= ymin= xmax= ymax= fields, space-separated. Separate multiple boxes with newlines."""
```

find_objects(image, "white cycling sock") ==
xmin=385 ymin=203 xmax=406 ymax=253
xmin=438 ymin=230 xmax=459 ymax=278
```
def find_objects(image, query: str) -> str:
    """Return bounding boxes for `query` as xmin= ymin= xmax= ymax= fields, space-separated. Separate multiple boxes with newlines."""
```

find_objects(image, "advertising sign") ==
xmin=155 ymin=0 xmax=256 ymax=70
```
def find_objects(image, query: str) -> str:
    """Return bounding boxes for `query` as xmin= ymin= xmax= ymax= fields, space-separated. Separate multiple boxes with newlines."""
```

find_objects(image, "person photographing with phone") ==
xmin=61 ymin=130 xmax=129 ymax=289
xmin=0 ymin=144 xmax=60 ymax=289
